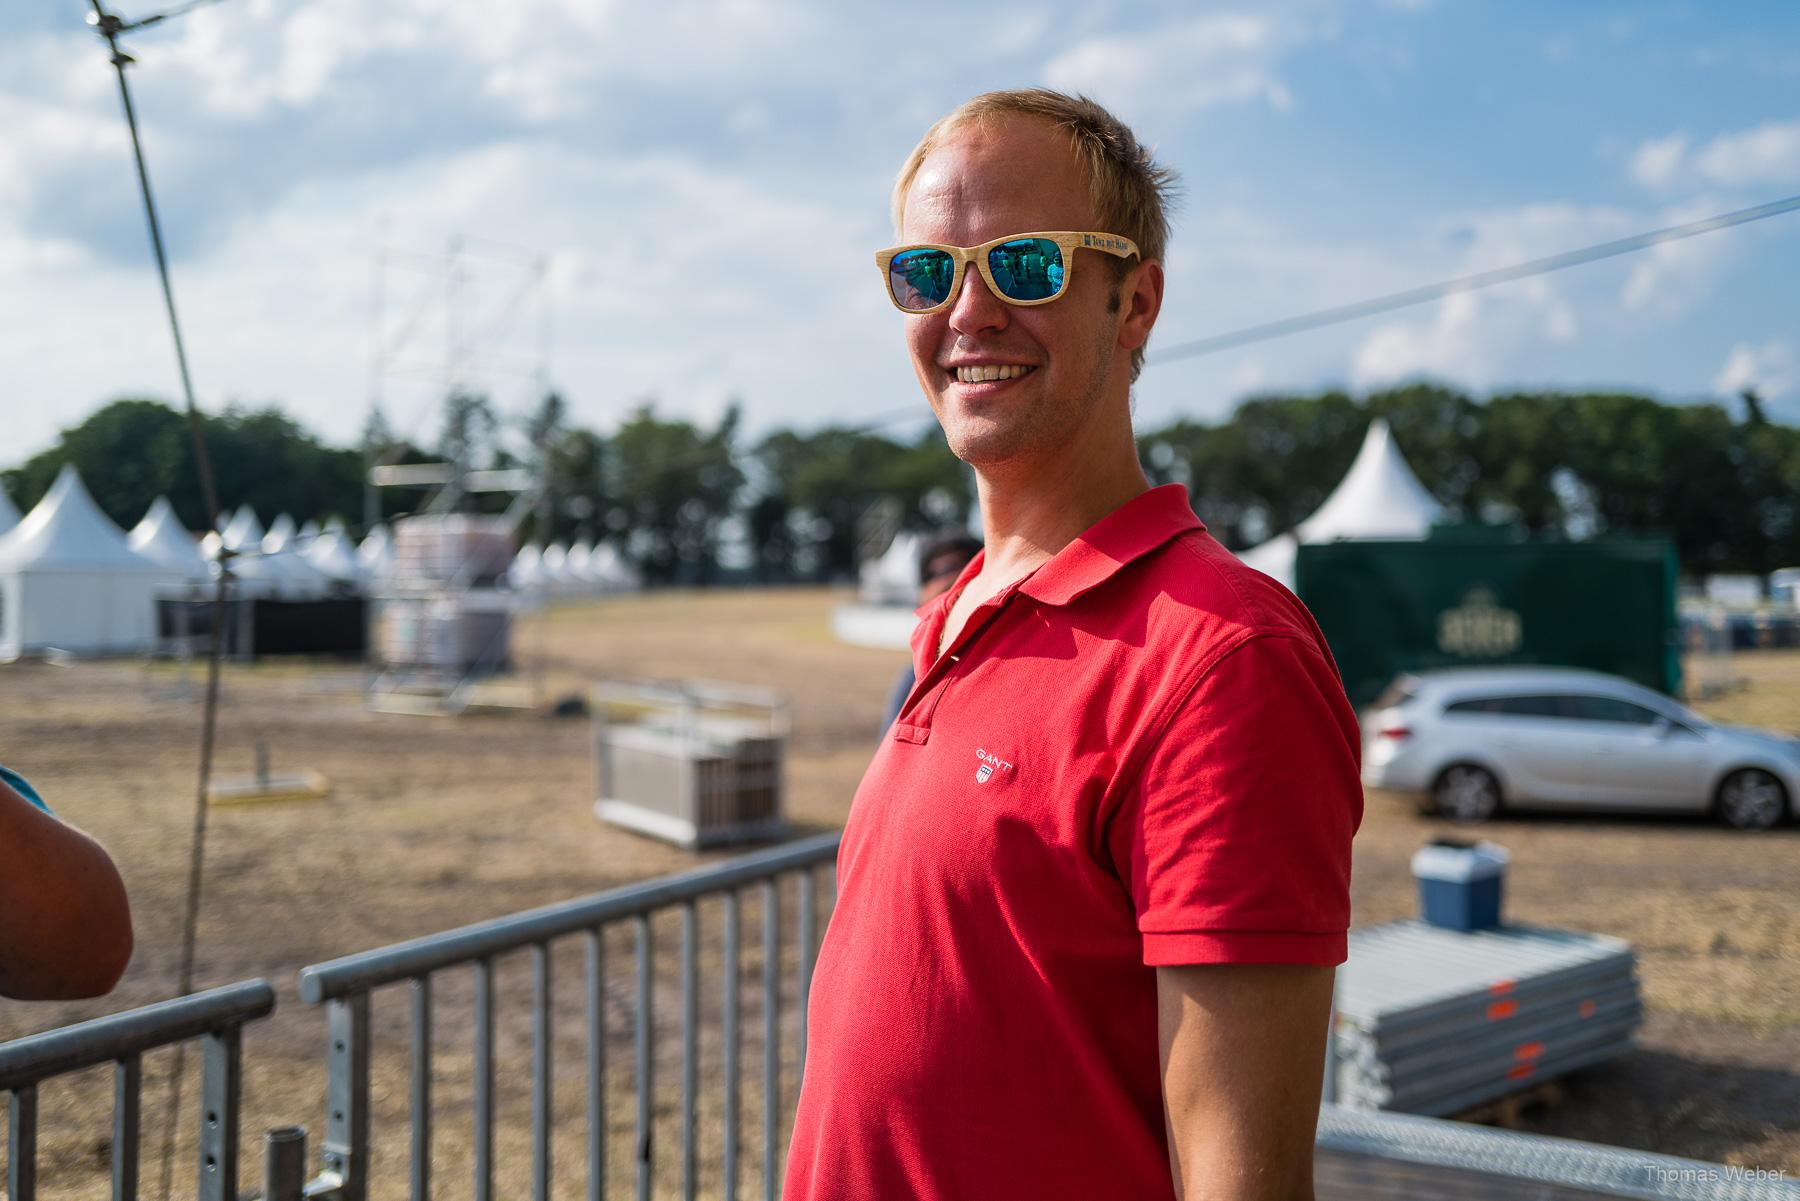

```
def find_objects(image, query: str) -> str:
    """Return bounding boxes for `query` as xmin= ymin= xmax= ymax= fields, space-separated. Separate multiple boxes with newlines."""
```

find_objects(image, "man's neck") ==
xmin=971 ymin=417 xmax=1151 ymax=588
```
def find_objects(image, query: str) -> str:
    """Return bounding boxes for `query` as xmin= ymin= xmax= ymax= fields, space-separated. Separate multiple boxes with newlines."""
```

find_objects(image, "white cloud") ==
xmin=1618 ymin=198 xmax=1741 ymax=316
xmin=1713 ymin=338 xmax=1797 ymax=401
xmin=1628 ymin=117 xmax=1800 ymax=191
xmin=1 ymin=134 xmax=893 ymax=458
xmin=1341 ymin=198 xmax=1746 ymax=391
xmin=1043 ymin=13 xmax=1307 ymax=119
xmin=1352 ymin=290 xmax=1490 ymax=387
xmin=1628 ymin=132 xmax=1688 ymax=190
xmin=1693 ymin=119 xmax=1800 ymax=187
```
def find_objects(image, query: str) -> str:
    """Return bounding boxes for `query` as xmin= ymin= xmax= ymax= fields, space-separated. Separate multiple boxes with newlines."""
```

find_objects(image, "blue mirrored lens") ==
xmin=987 ymin=238 xmax=1065 ymax=301
xmin=889 ymin=249 xmax=955 ymax=310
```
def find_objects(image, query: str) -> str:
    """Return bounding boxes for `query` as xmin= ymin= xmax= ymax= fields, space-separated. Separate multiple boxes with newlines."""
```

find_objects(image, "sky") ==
xmin=5 ymin=0 xmax=1800 ymax=467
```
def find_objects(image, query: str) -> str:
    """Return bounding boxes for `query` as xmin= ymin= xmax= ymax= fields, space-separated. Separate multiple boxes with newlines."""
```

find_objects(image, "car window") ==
xmin=1491 ymin=694 xmax=1569 ymax=718
xmin=1443 ymin=696 xmax=1502 ymax=715
xmin=1569 ymin=695 xmax=1662 ymax=725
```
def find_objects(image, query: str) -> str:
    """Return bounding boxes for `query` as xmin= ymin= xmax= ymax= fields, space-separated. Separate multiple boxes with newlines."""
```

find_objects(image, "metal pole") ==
xmin=84 ymin=8 xmax=233 ymax=1199
xmin=635 ymin=915 xmax=653 ymax=1201
xmin=262 ymin=1126 xmax=308 ymax=1201
xmin=410 ymin=977 xmax=433 ymax=1201
xmin=474 ymin=958 xmax=496 ymax=1201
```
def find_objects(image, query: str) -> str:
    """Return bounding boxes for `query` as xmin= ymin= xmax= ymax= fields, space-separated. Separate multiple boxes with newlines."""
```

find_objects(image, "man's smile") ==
xmin=944 ymin=361 xmax=1039 ymax=387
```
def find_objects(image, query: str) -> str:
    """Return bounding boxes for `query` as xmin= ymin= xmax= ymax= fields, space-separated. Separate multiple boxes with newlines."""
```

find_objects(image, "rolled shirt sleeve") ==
xmin=1107 ymin=631 xmax=1364 ymax=967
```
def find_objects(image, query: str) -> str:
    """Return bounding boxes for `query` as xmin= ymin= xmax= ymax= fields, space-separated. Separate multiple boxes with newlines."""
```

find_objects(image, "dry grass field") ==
xmin=1 ymin=587 xmax=1796 ymax=1197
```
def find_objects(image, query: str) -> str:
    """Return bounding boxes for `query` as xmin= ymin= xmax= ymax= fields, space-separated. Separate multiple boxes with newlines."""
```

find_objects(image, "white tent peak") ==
xmin=1295 ymin=418 xmax=1444 ymax=543
xmin=860 ymin=531 xmax=923 ymax=606
xmin=221 ymin=504 xmax=265 ymax=552
xmin=263 ymin=513 xmax=298 ymax=554
xmin=0 ymin=467 xmax=176 ymax=657
xmin=303 ymin=528 xmax=363 ymax=583
xmin=0 ymin=464 xmax=167 ymax=573
xmin=1237 ymin=420 xmax=1446 ymax=587
xmin=128 ymin=496 xmax=211 ymax=582
xmin=357 ymin=524 xmax=393 ymax=578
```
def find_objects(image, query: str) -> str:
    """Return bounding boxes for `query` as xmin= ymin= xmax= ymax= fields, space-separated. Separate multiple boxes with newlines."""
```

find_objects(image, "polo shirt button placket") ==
xmin=892 ymin=587 xmax=1022 ymax=745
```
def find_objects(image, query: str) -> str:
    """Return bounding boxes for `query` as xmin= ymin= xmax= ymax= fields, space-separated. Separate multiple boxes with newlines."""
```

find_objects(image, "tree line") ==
xmin=5 ymin=382 xmax=1796 ymax=584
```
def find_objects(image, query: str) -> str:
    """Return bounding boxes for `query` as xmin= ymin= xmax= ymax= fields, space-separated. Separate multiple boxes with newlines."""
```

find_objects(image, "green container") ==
xmin=1293 ymin=536 xmax=1681 ymax=708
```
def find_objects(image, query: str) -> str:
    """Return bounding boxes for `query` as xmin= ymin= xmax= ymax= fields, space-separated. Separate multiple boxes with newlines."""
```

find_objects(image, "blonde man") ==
xmin=786 ymin=90 xmax=1363 ymax=1201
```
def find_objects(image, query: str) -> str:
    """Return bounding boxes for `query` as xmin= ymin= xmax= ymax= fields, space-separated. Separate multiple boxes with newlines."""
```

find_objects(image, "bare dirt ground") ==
xmin=1 ymin=588 xmax=1796 ymax=1197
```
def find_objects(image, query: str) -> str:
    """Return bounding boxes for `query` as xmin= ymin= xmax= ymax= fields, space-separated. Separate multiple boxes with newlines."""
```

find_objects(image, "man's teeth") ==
xmin=955 ymin=364 xmax=1034 ymax=383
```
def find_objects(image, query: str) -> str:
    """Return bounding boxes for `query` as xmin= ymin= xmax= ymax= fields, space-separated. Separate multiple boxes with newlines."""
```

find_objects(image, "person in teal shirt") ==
xmin=0 ymin=765 xmax=50 ymax=813
xmin=0 ymin=764 xmax=133 ymax=999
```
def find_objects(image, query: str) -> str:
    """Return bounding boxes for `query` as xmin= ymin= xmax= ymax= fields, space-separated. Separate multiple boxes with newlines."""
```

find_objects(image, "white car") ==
xmin=1361 ymin=667 xmax=1800 ymax=830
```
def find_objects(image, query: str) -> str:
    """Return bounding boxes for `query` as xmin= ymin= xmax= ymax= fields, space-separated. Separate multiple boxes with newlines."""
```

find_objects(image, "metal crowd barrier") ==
xmin=5 ymin=834 xmax=1797 ymax=1201
xmin=0 ymin=979 xmax=276 ymax=1201
xmin=293 ymin=830 xmax=841 ymax=1201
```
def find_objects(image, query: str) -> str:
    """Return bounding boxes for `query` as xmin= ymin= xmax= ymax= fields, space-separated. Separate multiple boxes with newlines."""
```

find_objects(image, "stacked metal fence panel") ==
xmin=1317 ymin=1105 xmax=1800 ymax=1200
xmin=1334 ymin=920 xmax=1641 ymax=1117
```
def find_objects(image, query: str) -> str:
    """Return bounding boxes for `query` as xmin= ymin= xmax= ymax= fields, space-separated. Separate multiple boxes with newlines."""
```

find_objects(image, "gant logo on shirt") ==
xmin=974 ymin=747 xmax=1015 ymax=784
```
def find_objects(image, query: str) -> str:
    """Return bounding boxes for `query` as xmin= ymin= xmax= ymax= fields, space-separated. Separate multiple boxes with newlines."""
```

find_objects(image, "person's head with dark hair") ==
xmin=916 ymin=530 xmax=982 ymax=603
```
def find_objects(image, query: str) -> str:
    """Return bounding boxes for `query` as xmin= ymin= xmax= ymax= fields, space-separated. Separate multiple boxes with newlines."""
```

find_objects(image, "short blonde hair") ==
xmin=892 ymin=89 xmax=1178 ymax=378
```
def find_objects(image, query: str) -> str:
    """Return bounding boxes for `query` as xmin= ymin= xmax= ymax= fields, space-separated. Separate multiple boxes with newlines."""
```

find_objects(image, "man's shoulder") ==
xmin=1125 ymin=528 xmax=1328 ymax=662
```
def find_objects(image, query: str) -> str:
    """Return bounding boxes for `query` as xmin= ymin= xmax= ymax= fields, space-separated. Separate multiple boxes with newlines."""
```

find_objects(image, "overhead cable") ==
xmin=1152 ymin=192 xmax=1800 ymax=364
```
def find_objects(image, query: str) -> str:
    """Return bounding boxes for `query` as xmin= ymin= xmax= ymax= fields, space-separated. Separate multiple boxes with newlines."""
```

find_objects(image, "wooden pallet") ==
xmin=207 ymin=769 xmax=331 ymax=806
xmin=1454 ymin=1080 xmax=1565 ymax=1129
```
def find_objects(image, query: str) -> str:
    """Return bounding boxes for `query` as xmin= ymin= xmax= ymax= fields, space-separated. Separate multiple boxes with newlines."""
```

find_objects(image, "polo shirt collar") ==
xmin=1017 ymin=483 xmax=1204 ymax=607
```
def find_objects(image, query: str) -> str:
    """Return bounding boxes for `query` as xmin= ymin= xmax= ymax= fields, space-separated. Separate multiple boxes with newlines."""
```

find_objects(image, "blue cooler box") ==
xmin=1410 ymin=840 xmax=1508 ymax=932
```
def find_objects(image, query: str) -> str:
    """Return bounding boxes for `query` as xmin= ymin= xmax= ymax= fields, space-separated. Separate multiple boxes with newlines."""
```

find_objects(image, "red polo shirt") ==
xmin=783 ymin=484 xmax=1363 ymax=1201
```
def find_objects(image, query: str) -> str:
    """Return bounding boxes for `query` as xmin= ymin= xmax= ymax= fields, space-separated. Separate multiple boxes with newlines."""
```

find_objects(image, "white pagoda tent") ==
xmin=0 ymin=465 xmax=179 ymax=658
xmin=1236 ymin=419 xmax=1446 ymax=589
xmin=565 ymin=540 xmax=596 ymax=594
xmin=357 ymin=524 xmax=393 ymax=582
xmin=128 ymin=496 xmax=212 ymax=585
xmin=202 ymin=505 xmax=337 ymax=598
xmin=586 ymin=542 xmax=640 ymax=592
xmin=508 ymin=543 xmax=544 ymax=591
xmin=858 ymin=530 xmax=924 ymax=606
xmin=303 ymin=527 xmax=364 ymax=585
xmin=219 ymin=504 xmax=265 ymax=553
xmin=540 ymin=542 xmax=570 ymax=594
xmin=255 ymin=517 xmax=335 ymax=597
xmin=263 ymin=513 xmax=299 ymax=553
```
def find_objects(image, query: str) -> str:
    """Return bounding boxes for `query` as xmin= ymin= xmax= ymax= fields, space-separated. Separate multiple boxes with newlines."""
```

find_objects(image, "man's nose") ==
xmin=947 ymin=264 xmax=1010 ymax=335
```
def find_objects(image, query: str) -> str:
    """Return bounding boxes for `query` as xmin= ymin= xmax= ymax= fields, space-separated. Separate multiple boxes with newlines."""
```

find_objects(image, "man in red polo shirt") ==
xmin=785 ymin=89 xmax=1363 ymax=1201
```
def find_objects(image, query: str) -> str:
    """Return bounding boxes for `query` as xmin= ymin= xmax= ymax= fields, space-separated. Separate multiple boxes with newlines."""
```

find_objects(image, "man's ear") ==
xmin=1118 ymin=259 xmax=1164 ymax=355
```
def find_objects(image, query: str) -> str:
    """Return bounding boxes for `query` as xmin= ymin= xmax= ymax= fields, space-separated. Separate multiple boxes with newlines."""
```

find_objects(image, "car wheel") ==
xmin=1433 ymin=764 xmax=1501 ymax=823
xmin=1715 ymin=768 xmax=1790 ymax=831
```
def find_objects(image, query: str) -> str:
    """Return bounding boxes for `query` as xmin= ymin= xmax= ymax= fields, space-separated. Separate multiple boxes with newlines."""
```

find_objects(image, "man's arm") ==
xmin=0 ymin=776 xmax=134 ymax=1000
xmin=1157 ymin=962 xmax=1334 ymax=1201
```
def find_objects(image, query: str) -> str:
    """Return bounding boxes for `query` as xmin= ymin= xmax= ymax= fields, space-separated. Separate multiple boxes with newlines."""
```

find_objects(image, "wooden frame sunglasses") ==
xmin=874 ymin=231 xmax=1140 ymax=314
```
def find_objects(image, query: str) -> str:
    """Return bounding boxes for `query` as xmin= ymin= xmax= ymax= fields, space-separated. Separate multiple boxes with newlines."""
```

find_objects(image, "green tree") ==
xmin=754 ymin=427 xmax=909 ymax=579
xmin=2 ymin=399 xmax=364 ymax=533
xmin=550 ymin=427 xmax=609 ymax=545
xmin=607 ymin=402 xmax=744 ymax=584
xmin=4 ymin=399 xmax=191 ymax=527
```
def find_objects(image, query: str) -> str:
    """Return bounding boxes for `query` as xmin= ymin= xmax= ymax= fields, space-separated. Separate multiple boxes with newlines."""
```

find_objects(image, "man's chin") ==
xmin=941 ymin=422 xmax=1034 ymax=470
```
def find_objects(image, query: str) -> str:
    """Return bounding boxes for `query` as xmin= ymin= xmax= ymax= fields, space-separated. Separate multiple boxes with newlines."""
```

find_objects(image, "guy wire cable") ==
xmin=83 ymin=3 xmax=233 ymax=1197
xmin=589 ymin=190 xmax=1800 ymax=493
xmin=65 ymin=24 xmax=1800 ymax=1187
xmin=1151 ymin=192 xmax=1800 ymax=364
